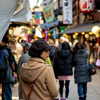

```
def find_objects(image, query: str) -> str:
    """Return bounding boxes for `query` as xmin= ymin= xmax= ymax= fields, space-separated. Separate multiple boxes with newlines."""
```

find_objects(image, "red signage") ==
xmin=79 ymin=0 xmax=95 ymax=14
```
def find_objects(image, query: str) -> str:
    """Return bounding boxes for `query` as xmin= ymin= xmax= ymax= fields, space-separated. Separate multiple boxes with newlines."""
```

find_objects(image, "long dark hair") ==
xmin=73 ymin=42 xmax=85 ymax=54
xmin=62 ymin=42 xmax=71 ymax=51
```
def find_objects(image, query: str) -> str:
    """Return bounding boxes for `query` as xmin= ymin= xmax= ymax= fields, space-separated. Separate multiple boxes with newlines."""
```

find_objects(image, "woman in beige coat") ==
xmin=19 ymin=39 xmax=59 ymax=100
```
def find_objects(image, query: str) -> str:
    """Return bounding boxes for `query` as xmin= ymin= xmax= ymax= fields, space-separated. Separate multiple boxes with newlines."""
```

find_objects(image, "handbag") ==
xmin=88 ymin=63 xmax=97 ymax=75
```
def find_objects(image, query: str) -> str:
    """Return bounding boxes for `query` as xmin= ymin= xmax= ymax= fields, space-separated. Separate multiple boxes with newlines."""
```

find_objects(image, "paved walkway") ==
xmin=0 ymin=68 xmax=100 ymax=100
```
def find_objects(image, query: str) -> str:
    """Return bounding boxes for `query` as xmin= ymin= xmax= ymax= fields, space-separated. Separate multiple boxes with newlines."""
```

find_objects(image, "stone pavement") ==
xmin=0 ymin=68 xmax=100 ymax=100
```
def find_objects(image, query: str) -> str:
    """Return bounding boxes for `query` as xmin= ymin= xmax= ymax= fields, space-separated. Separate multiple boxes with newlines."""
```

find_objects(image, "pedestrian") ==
xmin=73 ymin=42 xmax=91 ymax=100
xmin=17 ymin=42 xmax=31 ymax=80
xmin=17 ymin=42 xmax=31 ymax=99
xmin=18 ymin=39 xmax=59 ymax=100
xmin=0 ymin=42 xmax=17 ymax=100
xmin=53 ymin=42 xmax=76 ymax=100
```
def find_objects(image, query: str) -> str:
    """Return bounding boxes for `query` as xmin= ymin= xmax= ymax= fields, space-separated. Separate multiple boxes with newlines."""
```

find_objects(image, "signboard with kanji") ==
xmin=63 ymin=0 xmax=72 ymax=24
xmin=43 ymin=6 xmax=55 ymax=23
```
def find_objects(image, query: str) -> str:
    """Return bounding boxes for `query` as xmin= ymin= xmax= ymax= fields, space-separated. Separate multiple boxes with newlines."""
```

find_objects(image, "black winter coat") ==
xmin=53 ymin=49 xmax=76 ymax=78
xmin=74 ymin=49 xmax=91 ymax=83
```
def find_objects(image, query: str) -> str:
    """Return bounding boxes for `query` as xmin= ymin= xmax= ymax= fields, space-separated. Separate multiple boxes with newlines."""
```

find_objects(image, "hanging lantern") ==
xmin=75 ymin=32 xmax=78 ymax=35
xmin=63 ymin=33 xmax=67 ymax=37
xmin=81 ymin=32 xmax=85 ymax=35
xmin=85 ymin=34 xmax=89 ymax=39
xmin=95 ymin=33 xmax=100 ymax=38
xmin=91 ymin=26 xmax=100 ymax=34
xmin=48 ymin=33 xmax=51 ymax=36
xmin=89 ymin=32 xmax=93 ymax=35
xmin=73 ymin=34 xmax=77 ymax=39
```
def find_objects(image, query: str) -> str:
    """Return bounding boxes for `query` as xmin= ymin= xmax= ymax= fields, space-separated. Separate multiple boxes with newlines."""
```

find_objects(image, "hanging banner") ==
xmin=79 ymin=0 xmax=95 ymax=14
xmin=63 ymin=0 xmax=72 ymax=24
xmin=34 ymin=12 xmax=40 ymax=24
xmin=44 ymin=29 xmax=48 ymax=42
xmin=52 ymin=28 xmax=57 ymax=39
xmin=43 ymin=6 xmax=55 ymax=23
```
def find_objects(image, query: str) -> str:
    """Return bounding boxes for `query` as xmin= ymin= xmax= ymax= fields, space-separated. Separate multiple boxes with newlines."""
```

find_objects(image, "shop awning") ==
xmin=59 ymin=22 xmax=100 ymax=34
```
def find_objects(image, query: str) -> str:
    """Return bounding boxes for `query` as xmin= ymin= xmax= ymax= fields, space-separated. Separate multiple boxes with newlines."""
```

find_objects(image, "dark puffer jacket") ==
xmin=74 ymin=49 xmax=91 ymax=83
xmin=53 ymin=49 xmax=76 ymax=78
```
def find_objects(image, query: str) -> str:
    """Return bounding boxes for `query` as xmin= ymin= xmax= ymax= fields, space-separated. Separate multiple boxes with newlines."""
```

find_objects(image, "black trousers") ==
xmin=59 ymin=80 xmax=70 ymax=98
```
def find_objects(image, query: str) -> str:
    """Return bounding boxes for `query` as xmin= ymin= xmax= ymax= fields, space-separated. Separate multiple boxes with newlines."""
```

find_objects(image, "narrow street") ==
xmin=0 ymin=68 xmax=100 ymax=100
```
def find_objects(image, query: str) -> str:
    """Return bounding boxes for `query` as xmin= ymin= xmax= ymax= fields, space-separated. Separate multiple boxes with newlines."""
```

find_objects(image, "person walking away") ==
xmin=17 ymin=42 xmax=31 ymax=99
xmin=53 ymin=42 xmax=76 ymax=100
xmin=73 ymin=42 xmax=91 ymax=100
xmin=0 ymin=43 xmax=16 ymax=100
xmin=18 ymin=39 xmax=59 ymax=100
xmin=17 ymin=42 xmax=31 ymax=79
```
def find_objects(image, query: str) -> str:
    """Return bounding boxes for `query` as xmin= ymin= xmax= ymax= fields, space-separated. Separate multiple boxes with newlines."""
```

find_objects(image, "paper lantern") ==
xmin=89 ymin=32 xmax=93 ymax=35
xmin=75 ymin=32 xmax=78 ymax=35
xmin=85 ymin=34 xmax=89 ymax=39
xmin=73 ymin=34 xmax=77 ymax=39
xmin=63 ymin=34 xmax=67 ymax=37
xmin=81 ymin=32 xmax=85 ymax=35
xmin=91 ymin=26 xmax=100 ymax=34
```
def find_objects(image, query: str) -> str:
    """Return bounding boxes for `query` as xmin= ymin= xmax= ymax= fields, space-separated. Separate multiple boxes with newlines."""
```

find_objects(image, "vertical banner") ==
xmin=44 ymin=29 xmax=48 ymax=42
xmin=34 ymin=12 xmax=40 ymax=24
xmin=52 ymin=28 xmax=57 ymax=39
xmin=63 ymin=0 xmax=72 ymax=24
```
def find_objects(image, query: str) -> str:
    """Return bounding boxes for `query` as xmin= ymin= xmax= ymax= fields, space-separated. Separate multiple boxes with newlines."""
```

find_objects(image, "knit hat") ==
xmin=29 ymin=39 xmax=52 ymax=57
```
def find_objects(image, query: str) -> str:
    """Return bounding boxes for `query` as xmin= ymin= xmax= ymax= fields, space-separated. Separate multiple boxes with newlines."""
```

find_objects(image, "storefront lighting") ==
xmin=75 ymin=32 xmax=78 ymax=35
xmin=42 ymin=34 xmax=44 ymax=37
xmin=89 ymin=32 xmax=93 ymax=35
xmin=63 ymin=34 xmax=67 ymax=37
xmin=81 ymin=32 xmax=85 ymax=35
xmin=91 ymin=26 xmax=100 ymax=34
xmin=85 ymin=34 xmax=89 ymax=39
xmin=48 ymin=33 xmax=51 ymax=36
xmin=73 ymin=34 xmax=77 ymax=39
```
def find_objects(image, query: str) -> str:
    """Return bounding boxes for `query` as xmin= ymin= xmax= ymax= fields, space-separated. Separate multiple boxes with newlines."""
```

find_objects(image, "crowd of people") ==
xmin=0 ymin=36 xmax=94 ymax=100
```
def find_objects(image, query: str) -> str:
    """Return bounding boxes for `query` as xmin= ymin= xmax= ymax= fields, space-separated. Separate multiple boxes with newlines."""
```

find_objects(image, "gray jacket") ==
xmin=74 ymin=49 xmax=91 ymax=83
xmin=17 ymin=52 xmax=30 ymax=79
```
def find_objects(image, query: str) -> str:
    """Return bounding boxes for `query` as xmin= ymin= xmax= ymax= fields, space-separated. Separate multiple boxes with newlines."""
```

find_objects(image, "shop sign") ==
xmin=79 ymin=0 xmax=95 ymax=14
xmin=42 ymin=0 xmax=53 ymax=8
xmin=63 ymin=0 xmax=72 ymax=24
xmin=43 ymin=6 xmax=55 ymax=23
xmin=43 ymin=0 xmax=48 ymax=8
xmin=52 ymin=28 xmax=57 ymax=39
xmin=44 ymin=29 xmax=48 ymax=41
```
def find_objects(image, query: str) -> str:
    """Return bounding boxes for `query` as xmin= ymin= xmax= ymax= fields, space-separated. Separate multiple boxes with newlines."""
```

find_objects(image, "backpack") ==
xmin=0 ymin=49 xmax=8 ymax=80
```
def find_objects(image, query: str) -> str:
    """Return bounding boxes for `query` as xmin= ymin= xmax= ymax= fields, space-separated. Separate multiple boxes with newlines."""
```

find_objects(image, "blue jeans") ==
xmin=2 ymin=83 xmax=12 ymax=100
xmin=77 ymin=83 xmax=87 ymax=97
